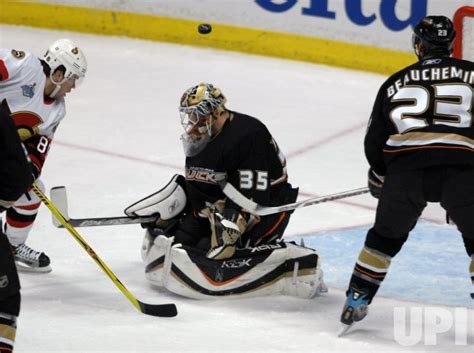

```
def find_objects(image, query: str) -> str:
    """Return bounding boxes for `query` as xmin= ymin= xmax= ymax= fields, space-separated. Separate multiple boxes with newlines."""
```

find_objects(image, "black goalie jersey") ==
xmin=185 ymin=111 xmax=297 ymax=213
xmin=365 ymin=56 xmax=474 ymax=175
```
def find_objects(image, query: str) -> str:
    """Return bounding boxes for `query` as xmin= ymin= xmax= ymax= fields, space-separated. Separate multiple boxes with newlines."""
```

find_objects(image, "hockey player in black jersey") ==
xmin=127 ymin=83 xmax=325 ymax=299
xmin=176 ymin=83 xmax=300 ymax=259
xmin=0 ymin=107 xmax=34 ymax=352
xmin=340 ymin=15 xmax=474 ymax=333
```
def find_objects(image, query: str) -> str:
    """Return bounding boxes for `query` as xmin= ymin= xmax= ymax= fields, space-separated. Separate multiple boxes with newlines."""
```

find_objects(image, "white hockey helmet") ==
xmin=44 ymin=38 xmax=87 ymax=85
xmin=179 ymin=83 xmax=227 ymax=157
xmin=179 ymin=83 xmax=226 ymax=135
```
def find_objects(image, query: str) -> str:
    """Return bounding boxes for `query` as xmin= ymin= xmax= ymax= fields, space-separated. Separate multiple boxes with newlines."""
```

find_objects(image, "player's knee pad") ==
xmin=125 ymin=174 xmax=187 ymax=220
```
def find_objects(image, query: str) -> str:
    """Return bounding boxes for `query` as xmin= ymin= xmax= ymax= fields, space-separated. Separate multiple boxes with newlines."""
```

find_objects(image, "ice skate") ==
xmin=13 ymin=243 xmax=51 ymax=273
xmin=338 ymin=286 xmax=369 ymax=337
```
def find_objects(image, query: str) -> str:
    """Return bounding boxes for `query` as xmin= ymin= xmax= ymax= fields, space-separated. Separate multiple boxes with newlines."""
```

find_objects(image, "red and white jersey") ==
xmin=0 ymin=48 xmax=66 ymax=176
xmin=0 ymin=48 xmax=66 ymax=141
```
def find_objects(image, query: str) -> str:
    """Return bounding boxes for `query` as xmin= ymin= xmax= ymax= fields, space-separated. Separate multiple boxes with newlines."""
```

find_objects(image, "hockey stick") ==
xmin=219 ymin=181 xmax=369 ymax=216
xmin=32 ymin=183 xmax=177 ymax=317
xmin=50 ymin=186 xmax=157 ymax=228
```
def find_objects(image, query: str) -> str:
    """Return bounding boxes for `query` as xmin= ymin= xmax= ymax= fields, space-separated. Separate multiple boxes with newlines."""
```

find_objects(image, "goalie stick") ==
xmin=219 ymin=181 xmax=369 ymax=216
xmin=50 ymin=186 xmax=158 ymax=228
xmin=33 ymin=183 xmax=177 ymax=317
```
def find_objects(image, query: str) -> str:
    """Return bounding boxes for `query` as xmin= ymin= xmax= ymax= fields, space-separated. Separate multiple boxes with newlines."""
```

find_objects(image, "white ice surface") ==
xmin=0 ymin=25 xmax=472 ymax=352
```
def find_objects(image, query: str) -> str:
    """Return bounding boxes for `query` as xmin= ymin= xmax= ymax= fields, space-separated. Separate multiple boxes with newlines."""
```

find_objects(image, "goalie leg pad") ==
xmin=155 ymin=241 xmax=324 ymax=299
xmin=125 ymin=174 xmax=187 ymax=220
xmin=283 ymin=242 xmax=326 ymax=298
xmin=142 ymin=231 xmax=174 ymax=287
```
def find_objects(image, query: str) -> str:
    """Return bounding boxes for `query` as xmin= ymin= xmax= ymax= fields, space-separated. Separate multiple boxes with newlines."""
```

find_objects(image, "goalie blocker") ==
xmin=141 ymin=231 xmax=326 ymax=299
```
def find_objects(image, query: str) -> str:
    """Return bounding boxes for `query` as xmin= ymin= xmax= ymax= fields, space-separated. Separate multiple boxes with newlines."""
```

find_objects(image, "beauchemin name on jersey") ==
xmin=386 ymin=63 xmax=474 ymax=97
xmin=0 ymin=48 xmax=66 ymax=176
xmin=365 ymin=56 xmax=474 ymax=175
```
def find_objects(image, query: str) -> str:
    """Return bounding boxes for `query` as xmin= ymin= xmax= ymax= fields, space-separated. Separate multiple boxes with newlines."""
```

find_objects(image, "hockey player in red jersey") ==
xmin=127 ymin=83 xmax=325 ymax=299
xmin=0 ymin=39 xmax=87 ymax=272
xmin=340 ymin=16 xmax=474 ymax=334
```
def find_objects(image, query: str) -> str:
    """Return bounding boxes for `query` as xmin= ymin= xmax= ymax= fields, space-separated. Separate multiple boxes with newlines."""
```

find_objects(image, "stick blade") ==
xmin=50 ymin=186 xmax=69 ymax=227
xmin=138 ymin=301 xmax=178 ymax=317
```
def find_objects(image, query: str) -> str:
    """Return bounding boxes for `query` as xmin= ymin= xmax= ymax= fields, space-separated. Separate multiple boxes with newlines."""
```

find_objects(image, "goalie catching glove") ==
xmin=206 ymin=208 xmax=248 ymax=260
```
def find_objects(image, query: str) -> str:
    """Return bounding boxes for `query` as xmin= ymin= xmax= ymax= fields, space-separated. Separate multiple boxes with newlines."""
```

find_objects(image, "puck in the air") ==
xmin=198 ymin=23 xmax=212 ymax=34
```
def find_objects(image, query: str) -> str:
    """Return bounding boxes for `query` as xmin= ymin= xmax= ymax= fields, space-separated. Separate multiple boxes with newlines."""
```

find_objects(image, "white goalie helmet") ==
xmin=43 ymin=38 xmax=87 ymax=85
xmin=179 ymin=83 xmax=227 ymax=157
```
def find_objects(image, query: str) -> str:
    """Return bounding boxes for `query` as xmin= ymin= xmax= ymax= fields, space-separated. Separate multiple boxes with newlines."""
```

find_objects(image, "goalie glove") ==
xmin=368 ymin=168 xmax=384 ymax=199
xmin=206 ymin=208 xmax=247 ymax=260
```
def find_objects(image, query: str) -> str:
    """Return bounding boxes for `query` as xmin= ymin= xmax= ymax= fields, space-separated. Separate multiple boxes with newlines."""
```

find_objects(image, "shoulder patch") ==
xmin=11 ymin=49 xmax=26 ymax=59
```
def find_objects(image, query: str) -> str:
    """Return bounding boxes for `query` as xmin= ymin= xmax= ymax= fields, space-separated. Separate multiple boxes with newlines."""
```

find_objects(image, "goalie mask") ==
xmin=412 ymin=16 xmax=455 ymax=59
xmin=179 ymin=83 xmax=226 ymax=157
xmin=43 ymin=38 xmax=87 ymax=97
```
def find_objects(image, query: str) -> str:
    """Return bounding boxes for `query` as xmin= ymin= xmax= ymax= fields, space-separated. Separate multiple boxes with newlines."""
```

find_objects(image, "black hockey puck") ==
xmin=198 ymin=23 xmax=212 ymax=35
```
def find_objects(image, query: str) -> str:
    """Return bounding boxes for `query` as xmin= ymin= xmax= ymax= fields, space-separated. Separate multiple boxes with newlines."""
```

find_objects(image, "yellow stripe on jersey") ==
xmin=0 ymin=1 xmax=415 ymax=75
xmin=387 ymin=132 xmax=474 ymax=150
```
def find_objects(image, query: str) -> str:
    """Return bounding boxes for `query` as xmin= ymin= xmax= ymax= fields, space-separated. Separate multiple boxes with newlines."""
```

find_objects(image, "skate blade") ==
xmin=338 ymin=323 xmax=353 ymax=337
xmin=15 ymin=262 xmax=52 ymax=273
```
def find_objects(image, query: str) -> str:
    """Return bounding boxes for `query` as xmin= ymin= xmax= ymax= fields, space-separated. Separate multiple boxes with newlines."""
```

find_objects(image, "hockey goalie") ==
xmin=127 ymin=175 xmax=325 ymax=299
xmin=125 ymin=83 xmax=325 ymax=298
xmin=125 ymin=82 xmax=325 ymax=299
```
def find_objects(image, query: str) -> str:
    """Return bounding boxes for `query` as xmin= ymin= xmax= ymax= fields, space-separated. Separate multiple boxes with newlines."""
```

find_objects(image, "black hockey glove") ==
xmin=206 ymin=208 xmax=247 ymax=260
xmin=368 ymin=168 xmax=384 ymax=199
